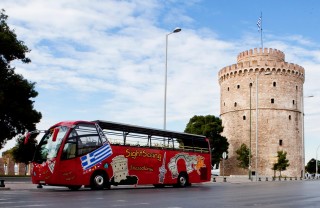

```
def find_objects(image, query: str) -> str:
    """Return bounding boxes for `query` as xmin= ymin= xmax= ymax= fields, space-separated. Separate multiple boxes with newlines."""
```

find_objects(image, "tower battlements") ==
xmin=218 ymin=48 xmax=305 ymax=82
xmin=237 ymin=48 xmax=285 ymax=63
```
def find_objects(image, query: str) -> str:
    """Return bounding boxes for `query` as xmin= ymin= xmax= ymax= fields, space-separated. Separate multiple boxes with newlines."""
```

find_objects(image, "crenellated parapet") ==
xmin=218 ymin=48 xmax=305 ymax=84
xmin=237 ymin=48 xmax=285 ymax=62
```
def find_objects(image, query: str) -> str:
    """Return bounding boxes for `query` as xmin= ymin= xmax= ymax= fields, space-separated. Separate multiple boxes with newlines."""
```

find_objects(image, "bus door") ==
xmin=56 ymin=131 xmax=82 ymax=185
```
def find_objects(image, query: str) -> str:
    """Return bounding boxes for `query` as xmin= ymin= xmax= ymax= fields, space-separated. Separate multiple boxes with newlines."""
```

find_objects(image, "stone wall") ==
xmin=18 ymin=163 xmax=27 ymax=175
xmin=0 ymin=158 xmax=4 ymax=175
xmin=0 ymin=156 xmax=30 ymax=175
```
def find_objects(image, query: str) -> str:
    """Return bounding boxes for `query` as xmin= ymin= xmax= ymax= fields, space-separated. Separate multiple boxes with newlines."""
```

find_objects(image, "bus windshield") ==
xmin=33 ymin=126 xmax=69 ymax=163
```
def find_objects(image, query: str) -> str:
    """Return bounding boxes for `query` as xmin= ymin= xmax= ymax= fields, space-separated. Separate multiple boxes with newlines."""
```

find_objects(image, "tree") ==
xmin=0 ymin=9 xmax=42 ymax=148
xmin=11 ymin=134 xmax=38 ymax=174
xmin=184 ymin=115 xmax=229 ymax=167
xmin=271 ymin=163 xmax=278 ymax=178
xmin=273 ymin=150 xmax=290 ymax=177
xmin=305 ymin=158 xmax=319 ymax=174
xmin=235 ymin=143 xmax=251 ymax=169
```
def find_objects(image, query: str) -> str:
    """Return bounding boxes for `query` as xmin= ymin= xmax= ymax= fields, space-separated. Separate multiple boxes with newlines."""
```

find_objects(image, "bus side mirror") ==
xmin=52 ymin=128 xmax=59 ymax=142
xmin=24 ymin=132 xmax=31 ymax=144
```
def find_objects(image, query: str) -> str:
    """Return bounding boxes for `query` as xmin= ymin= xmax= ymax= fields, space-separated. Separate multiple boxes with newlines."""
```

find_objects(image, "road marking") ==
xmin=116 ymin=200 xmax=126 ymax=202
xmin=4 ymin=205 xmax=46 ymax=208
xmin=111 ymin=202 xmax=149 ymax=207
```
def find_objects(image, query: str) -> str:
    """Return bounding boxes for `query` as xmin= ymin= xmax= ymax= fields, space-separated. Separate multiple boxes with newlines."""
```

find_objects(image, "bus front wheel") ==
xmin=177 ymin=172 xmax=188 ymax=188
xmin=91 ymin=172 xmax=106 ymax=190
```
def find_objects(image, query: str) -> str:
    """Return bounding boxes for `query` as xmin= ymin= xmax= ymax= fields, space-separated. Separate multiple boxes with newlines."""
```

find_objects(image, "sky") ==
xmin=1 ymin=0 xmax=320 ymax=165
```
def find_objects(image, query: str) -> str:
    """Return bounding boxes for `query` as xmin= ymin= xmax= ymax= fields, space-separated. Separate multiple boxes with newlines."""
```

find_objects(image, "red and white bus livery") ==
xmin=27 ymin=120 xmax=211 ymax=190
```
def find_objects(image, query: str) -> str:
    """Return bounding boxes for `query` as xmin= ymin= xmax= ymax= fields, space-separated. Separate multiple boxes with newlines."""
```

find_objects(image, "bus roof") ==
xmin=94 ymin=120 xmax=206 ymax=141
xmin=50 ymin=120 xmax=94 ymax=128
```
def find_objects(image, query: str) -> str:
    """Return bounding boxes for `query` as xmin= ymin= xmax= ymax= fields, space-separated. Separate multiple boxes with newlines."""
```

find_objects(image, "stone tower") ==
xmin=218 ymin=48 xmax=305 ymax=177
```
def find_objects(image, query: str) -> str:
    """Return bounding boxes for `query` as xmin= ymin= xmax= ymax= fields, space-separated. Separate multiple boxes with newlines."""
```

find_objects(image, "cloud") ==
xmin=1 ymin=0 xmax=320 ymax=165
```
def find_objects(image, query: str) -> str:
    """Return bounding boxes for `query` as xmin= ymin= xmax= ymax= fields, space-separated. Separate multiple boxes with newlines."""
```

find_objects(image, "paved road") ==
xmin=1 ymin=179 xmax=320 ymax=208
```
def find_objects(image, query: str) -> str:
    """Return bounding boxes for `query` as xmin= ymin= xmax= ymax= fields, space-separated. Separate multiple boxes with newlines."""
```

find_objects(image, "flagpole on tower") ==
xmin=257 ymin=12 xmax=263 ymax=49
xmin=260 ymin=12 xmax=263 ymax=49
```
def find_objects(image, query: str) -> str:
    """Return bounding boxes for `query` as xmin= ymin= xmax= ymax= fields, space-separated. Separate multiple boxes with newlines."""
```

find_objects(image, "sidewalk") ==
xmin=212 ymin=176 xmax=254 ymax=183
xmin=212 ymin=175 xmax=305 ymax=184
xmin=0 ymin=181 xmax=37 ymax=190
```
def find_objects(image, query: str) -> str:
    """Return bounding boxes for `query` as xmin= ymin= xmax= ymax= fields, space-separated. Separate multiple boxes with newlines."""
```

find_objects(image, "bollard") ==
xmin=0 ymin=180 xmax=5 ymax=188
xmin=284 ymin=177 xmax=287 ymax=181
xmin=290 ymin=177 xmax=292 ymax=180
xmin=213 ymin=177 xmax=216 ymax=182
xmin=279 ymin=176 xmax=281 ymax=181
xmin=258 ymin=177 xmax=261 ymax=181
xmin=272 ymin=177 xmax=275 ymax=181
xmin=295 ymin=177 xmax=297 ymax=180
xmin=266 ymin=177 xmax=268 ymax=181
xmin=223 ymin=177 xmax=227 ymax=182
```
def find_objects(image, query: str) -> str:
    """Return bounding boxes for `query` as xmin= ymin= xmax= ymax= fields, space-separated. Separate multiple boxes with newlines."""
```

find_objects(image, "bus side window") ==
xmin=78 ymin=135 xmax=102 ymax=155
xmin=62 ymin=142 xmax=77 ymax=160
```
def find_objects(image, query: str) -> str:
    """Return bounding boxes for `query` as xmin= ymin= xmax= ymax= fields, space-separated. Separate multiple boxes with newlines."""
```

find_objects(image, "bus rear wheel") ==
xmin=177 ymin=172 xmax=188 ymax=188
xmin=91 ymin=172 xmax=106 ymax=190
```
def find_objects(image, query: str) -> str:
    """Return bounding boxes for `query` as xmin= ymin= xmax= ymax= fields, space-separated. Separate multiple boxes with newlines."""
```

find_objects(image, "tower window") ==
xmin=271 ymin=98 xmax=274 ymax=104
xmin=224 ymin=102 xmax=225 ymax=106
xmin=234 ymin=102 xmax=237 ymax=107
xmin=279 ymin=140 xmax=283 ymax=146
xmin=243 ymin=116 xmax=246 ymax=120
xmin=227 ymin=87 xmax=229 ymax=91
xmin=293 ymin=100 xmax=295 ymax=105
xmin=249 ymin=83 xmax=252 ymax=87
xmin=237 ymin=85 xmax=240 ymax=89
xmin=296 ymin=86 xmax=298 ymax=90
xmin=289 ymin=115 xmax=291 ymax=120
xmin=273 ymin=82 xmax=276 ymax=87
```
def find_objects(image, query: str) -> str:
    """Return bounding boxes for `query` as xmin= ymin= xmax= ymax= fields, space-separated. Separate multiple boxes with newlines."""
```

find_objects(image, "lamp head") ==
xmin=173 ymin=27 xmax=181 ymax=33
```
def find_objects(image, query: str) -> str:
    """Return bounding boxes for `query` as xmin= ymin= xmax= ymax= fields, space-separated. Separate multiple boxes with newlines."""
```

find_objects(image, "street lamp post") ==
xmin=249 ymin=82 xmax=252 ymax=180
xmin=302 ymin=95 xmax=314 ymax=178
xmin=255 ymin=71 xmax=271 ymax=181
xmin=164 ymin=27 xmax=181 ymax=130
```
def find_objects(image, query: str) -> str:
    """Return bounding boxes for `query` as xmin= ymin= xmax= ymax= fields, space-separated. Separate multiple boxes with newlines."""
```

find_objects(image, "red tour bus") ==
xmin=26 ymin=120 xmax=211 ymax=190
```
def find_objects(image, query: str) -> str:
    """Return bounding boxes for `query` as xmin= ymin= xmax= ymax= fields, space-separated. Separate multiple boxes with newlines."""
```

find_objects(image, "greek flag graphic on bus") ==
xmin=81 ymin=144 xmax=113 ymax=171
